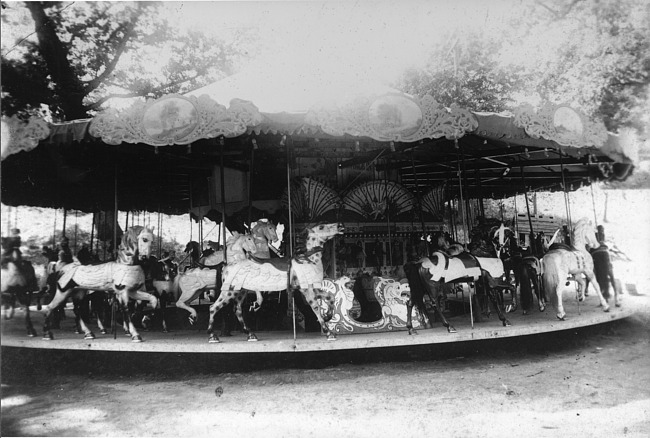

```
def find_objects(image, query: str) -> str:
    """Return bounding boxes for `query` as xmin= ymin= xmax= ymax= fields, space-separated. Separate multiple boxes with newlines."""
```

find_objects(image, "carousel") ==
xmin=0 ymin=86 xmax=641 ymax=369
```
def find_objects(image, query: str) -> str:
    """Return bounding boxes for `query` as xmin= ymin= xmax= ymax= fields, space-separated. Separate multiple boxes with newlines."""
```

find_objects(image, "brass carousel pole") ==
xmin=219 ymin=137 xmax=227 ymax=264
xmin=455 ymin=139 xmax=473 ymax=328
xmin=283 ymin=134 xmax=297 ymax=342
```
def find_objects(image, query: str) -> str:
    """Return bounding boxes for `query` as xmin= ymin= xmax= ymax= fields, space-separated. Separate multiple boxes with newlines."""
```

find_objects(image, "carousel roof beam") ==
xmin=338 ymin=149 xmax=387 ymax=168
xmin=398 ymin=158 xmax=594 ymax=174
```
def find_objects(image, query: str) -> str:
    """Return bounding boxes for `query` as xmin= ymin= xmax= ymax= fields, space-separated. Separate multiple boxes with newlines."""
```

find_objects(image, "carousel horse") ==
xmin=42 ymin=226 xmax=156 ymax=342
xmin=590 ymin=225 xmax=622 ymax=307
xmin=541 ymin=218 xmax=610 ymax=320
xmin=403 ymin=242 xmax=513 ymax=333
xmin=174 ymin=232 xmax=252 ymax=325
xmin=1 ymin=241 xmax=39 ymax=337
xmin=491 ymin=224 xmax=545 ymax=315
xmin=249 ymin=218 xmax=280 ymax=310
xmin=206 ymin=222 xmax=344 ymax=343
xmin=402 ymin=260 xmax=457 ymax=335
xmin=137 ymin=254 xmax=180 ymax=333
xmin=184 ymin=240 xmax=224 ymax=270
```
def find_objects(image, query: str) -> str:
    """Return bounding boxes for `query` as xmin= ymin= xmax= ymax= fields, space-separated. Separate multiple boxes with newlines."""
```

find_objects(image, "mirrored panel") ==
xmin=143 ymin=97 xmax=199 ymax=142
xmin=368 ymin=95 xmax=423 ymax=138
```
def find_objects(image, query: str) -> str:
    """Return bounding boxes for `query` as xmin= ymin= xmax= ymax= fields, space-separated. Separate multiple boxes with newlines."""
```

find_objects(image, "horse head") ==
xmin=118 ymin=226 xmax=154 ymax=264
xmin=226 ymin=232 xmax=257 ymax=257
xmin=252 ymin=219 xmax=279 ymax=244
xmin=574 ymin=218 xmax=599 ymax=250
xmin=303 ymin=223 xmax=344 ymax=251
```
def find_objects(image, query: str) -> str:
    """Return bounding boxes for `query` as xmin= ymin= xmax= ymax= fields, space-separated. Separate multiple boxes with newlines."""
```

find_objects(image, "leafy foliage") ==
xmin=1 ymin=1 xmax=247 ymax=120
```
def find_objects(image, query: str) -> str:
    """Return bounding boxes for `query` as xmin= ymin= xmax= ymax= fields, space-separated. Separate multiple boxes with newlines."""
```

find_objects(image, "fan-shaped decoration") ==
xmin=421 ymin=184 xmax=447 ymax=219
xmin=343 ymin=181 xmax=415 ymax=220
xmin=281 ymin=177 xmax=341 ymax=221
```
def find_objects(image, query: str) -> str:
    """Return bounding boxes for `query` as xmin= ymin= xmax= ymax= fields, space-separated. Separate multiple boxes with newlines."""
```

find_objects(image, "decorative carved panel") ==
xmin=89 ymin=94 xmax=263 ymax=146
xmin=513 ymin=103 xmax=608 ymax=148
xmin=305 ymin=93 xmax=478 ymax=141
xmin=1 ymin=116 xmax=50 ymax=160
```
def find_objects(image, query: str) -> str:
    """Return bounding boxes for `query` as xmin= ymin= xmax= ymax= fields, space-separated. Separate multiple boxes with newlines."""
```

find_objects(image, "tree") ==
xmin=396 ymin=34 xmax=530 ymax=113
xmin=1 ymin=1 xmax=248 ymax=120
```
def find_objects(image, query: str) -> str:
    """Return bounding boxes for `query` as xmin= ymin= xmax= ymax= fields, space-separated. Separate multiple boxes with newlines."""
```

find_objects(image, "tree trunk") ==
xmin=26 ymin=2 xmax=89 ymax=120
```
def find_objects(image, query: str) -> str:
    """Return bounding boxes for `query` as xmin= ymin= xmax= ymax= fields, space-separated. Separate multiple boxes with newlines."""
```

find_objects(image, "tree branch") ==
xmin=84 ymin=20 xmax=138 ymax=93
xmin=87 ymin=92 xmax=143 ymax=110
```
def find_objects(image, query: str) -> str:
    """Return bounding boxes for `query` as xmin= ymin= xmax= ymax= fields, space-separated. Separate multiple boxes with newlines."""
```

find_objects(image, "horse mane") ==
xmin=292 ymin=222 xmax=324 ymax=259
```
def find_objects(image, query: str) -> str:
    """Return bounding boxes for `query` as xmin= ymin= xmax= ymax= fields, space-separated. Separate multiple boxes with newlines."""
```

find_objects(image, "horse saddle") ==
xmin=248 ymin=255 xmax=291 ymax=272
xmin=452 ymin=252 xmax=481 ymax=270
xmin=548 ymin=242 xmax=573 ymax=252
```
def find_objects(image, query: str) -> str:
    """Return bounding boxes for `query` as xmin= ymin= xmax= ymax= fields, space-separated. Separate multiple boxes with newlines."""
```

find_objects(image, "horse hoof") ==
xmin=188 ymin=316 xmax=196 ymax=326
xmin=448 ymin=327 xmax=457 ymax=334
xmin=603 ymin=307 xmax=610 ymax=313
xmin=504 ymin=320 xmax=512 ymax=327
xmin=523 ymin=310 xmax=529 ymax=315
xmin=84 ymin=333 xmax=96 ymax=340
xmin=539 ymin=305 xmax=546 ymax=313
xmin=326 ymin=334 xmax=337 ymax=341
xmin=209 ymin=335 xmax=220 ymax=343
xmin=27 ymin=332 xmax=36 ymax=337
xmin=142 ymin=316 xmax=151 ymax=330
xmin=557 ymin=315 xmax=565 ymax=321
xmin=163 ymin=328 xmax=169 ymax=333
xmin=74 ymin=329 xmax=82 ymax=335
xmin=131 ymin=335 xmax=143 ymax=343
xmin=101 ymin=329 xmax=108 ymax=335
xmin=247 ymin=335 xmax=259 ymax=342
xmin=124 ymin=331 xmax=131 ymax=336
xmin=42 ymin=333 xmax=54 ymax=341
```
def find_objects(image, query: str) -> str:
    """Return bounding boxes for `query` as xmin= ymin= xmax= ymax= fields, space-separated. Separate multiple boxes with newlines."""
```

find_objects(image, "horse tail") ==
xmin=518 ymin=260 xmax=532 ymax=311
xmin=541 ymin=255 xmax=560 ymax=308
xmin=171 ymin=274 xmax=182 ymax=297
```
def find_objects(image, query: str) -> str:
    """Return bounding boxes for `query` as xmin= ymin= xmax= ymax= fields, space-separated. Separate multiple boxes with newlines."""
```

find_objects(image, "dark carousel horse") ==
xmin=1 ymin=237 xmax=39 ymax=337
xmin=589 ymin=225 xmax=622 ymax=307
xmin=402 ymin=260 xmax=457 ymax=335
xmin=135 ymin=254 xmax=180 ymax=332
xmin=492 ymin=225 xmax=546 ymax=315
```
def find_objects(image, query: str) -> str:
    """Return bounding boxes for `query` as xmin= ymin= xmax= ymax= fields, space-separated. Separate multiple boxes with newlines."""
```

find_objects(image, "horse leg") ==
xmin=20 ymin=290 xmax=37 ymax=337
xmin=302 ymin=285 xmax=336 ymax=341
xmin=251 ymin=290 xmax=263 ymax=312
xmin=42 ymin=289 xmax=72 ymax=340
xmin=488 ymin=286 xmax=511 ymax=327
xmin=90 ymin=292 xmax=109 ymax=335
xmin=72 ymin=290 xmax=96 ymax=339
xmin=555 ymin=279 xmax=566 ymax=321
xmin=405 ymin=299 xmax=418 ymax=335
xmin=175 ymin=289 xmax=201 ymax=325
xmin=207 ymin=292 xmax=236 ymax=343
xmin=432 ymin=300 xmax=456 ymax=333
xmin=114 ymin=289 xmax=141 ymax=342
xmin=234 ymin=291 xmax=258 ymax=341
xmin=608 ymin=262 xmax=622 ymax=307
xmin=160 ymin=291 xmax=169 ymax=333
xmin=128 ymin=291 xmax=158 ymax=340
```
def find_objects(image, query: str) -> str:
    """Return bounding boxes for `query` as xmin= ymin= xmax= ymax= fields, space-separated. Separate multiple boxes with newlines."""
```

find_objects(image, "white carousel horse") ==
xmin=542 ymin=217 xmax=610 ymax=320
xmin=1 ymin=244 xmax=39 ymax=337
xmin=206 ymin=222 xmax=344 ymax=343
xmin=249 ymin=218 xmax=280 ymax=309
xmin=173 ymin=232 xmax=254 ymax=325
xmin=42 ymin=226 xmax=156 ymax=342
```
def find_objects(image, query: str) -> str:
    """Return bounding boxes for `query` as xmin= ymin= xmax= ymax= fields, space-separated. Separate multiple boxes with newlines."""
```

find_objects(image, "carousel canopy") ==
xmin=0 ymin=89 xmax=639 ymax=217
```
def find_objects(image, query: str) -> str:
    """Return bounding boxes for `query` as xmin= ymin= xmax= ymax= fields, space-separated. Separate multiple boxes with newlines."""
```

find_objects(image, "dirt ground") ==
xmin=1 ymin=296 xmax=649 ymax=438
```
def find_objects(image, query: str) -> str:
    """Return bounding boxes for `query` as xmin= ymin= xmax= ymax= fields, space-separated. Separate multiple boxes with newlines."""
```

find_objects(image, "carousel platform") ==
xmin=1 ymin=293 xmax=643 ymax=376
